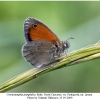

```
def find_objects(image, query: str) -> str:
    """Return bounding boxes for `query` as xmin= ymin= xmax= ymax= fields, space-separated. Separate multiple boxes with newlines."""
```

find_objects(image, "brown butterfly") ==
xmin=22 ymin=17 xmax=70 ymax=69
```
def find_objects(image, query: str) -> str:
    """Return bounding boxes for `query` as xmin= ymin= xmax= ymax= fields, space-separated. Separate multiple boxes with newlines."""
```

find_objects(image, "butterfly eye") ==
xmin=33 ymin=24 xmax=37 ymax=28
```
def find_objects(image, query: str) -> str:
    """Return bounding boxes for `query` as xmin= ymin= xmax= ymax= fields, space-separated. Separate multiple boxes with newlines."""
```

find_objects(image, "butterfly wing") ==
xmin=24 ymin=17 xmax=62 ymax=45
xmin=22 ymin=41 xmax=58 ymax=68
xmin=22 ymin=17 xmax=63 ymax=68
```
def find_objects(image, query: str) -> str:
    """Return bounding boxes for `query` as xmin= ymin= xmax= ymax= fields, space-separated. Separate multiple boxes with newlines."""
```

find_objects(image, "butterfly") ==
xmin=22 ymin=17 xmax=70 ymax=69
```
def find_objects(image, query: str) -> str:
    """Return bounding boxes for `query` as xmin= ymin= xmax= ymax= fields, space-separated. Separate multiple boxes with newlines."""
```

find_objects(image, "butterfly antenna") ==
xmin=67 ymin=37 xmax=74 ymax=41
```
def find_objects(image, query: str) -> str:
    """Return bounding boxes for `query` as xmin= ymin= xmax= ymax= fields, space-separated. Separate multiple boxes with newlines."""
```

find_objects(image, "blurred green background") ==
xmin=0 ymin=1 xmax=100 ymax=92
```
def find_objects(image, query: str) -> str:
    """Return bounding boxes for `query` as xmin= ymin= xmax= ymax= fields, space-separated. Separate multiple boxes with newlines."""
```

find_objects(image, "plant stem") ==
xmin=0 ymin=43 xmax=100 ymax=92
